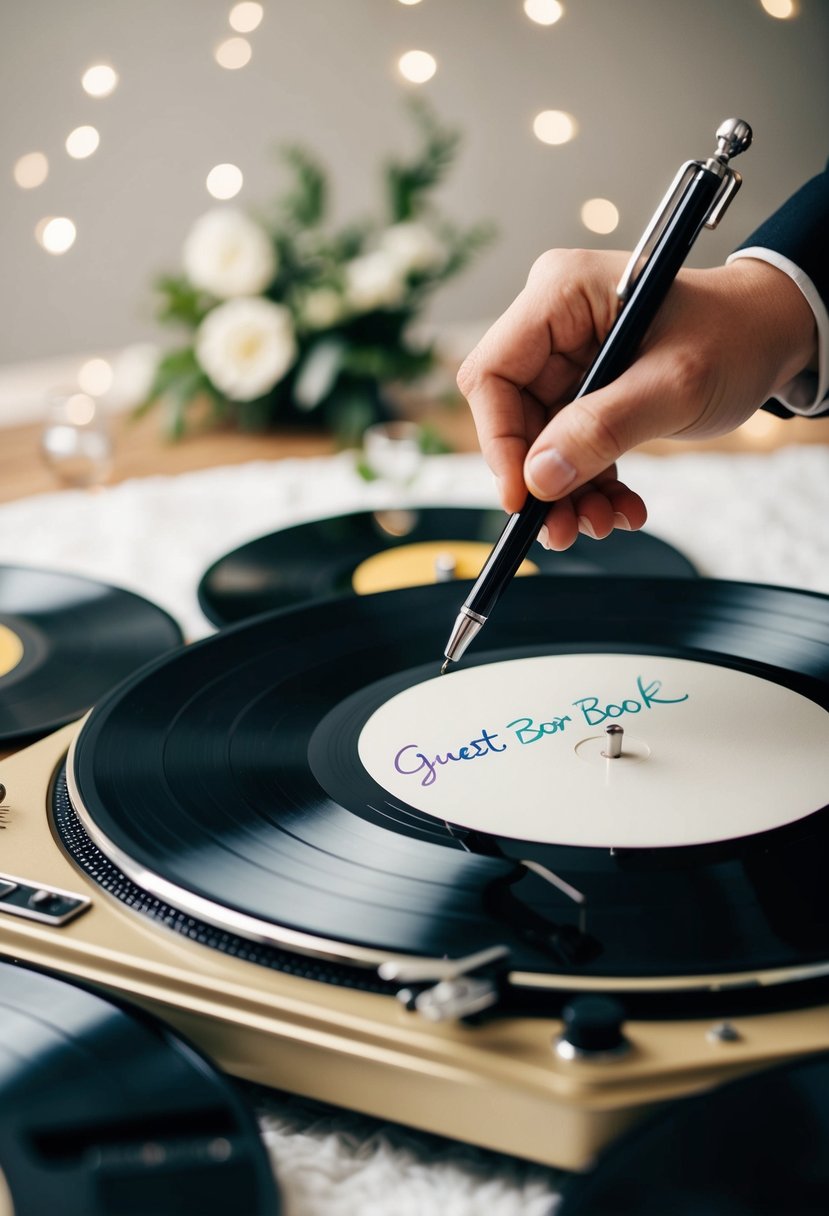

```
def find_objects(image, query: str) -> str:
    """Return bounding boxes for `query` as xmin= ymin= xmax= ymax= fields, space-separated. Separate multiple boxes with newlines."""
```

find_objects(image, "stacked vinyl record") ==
xmin=0 ymin=565 xmax=182 ymax=743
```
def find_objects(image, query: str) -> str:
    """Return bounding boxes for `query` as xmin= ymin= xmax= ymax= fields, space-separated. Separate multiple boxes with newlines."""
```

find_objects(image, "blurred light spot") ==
xmin=740 ymin=410 xmax=781 ymax=443
xmin=760 ymin=0 xmax=798 ymax=17
xmin=215 ymin=36 xmax=252 ymax=69
xmin=78 ymin=357 xmax=113 ymax=396
xmin=229 ymin=2 xmax=264 ymax=31
xmin=65 ymin=125 xmax=100 ymax=159
xmin=206 ymin=162 xmax=243 ymax=199
xmin=524 ymin=0 xmax=564 ymax=25
xmin=66 ymin=393 xmax=96 ymax=426
xmin=82 ymin=64 xmax=118 ymax=97
xmin=13 ymin=151 xmax=48 ymax=189
xmin=580 ymin=198 xmax=619 ymax=234
xmin=36 ymin=217 xmax=77 ymax=254
xmin=532 ymin=110 xmax=577 ymax=145
xmin=398 ymin=0 xmax=424 ymax=5
xmin=398 ymin=50 xmax=437 ymax=83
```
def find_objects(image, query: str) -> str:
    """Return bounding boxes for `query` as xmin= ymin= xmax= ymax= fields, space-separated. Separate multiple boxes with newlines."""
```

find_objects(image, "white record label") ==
xmin=358 ymin=654 xmax=829 ymax=848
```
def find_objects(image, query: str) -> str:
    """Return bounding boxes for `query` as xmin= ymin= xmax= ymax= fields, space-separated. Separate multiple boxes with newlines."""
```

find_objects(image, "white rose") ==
xmin=196 ymin=297 xmax=297 ymax=401
xmin=183 ymin=209 xmax=276 ymax=299
xmin=380 ymin=222 xmax=445 ymax=275
xmin=301 ymin=286 xmax=345 ymax=329
xmin=344 ymin=251 xmax=405 ymax=312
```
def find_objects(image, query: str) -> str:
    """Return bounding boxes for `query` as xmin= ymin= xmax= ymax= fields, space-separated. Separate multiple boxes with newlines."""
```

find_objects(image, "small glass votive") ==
xmin=40 ymin=391 xmax=113 ymax=489
xmin=362 ymin=421 xmax=423 ymax=490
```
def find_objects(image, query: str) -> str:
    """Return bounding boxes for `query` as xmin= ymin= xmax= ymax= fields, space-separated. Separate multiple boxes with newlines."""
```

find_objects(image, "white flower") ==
xmin=344 ymin=251 xmax=406 ymax=312
xmin=380 ymin=222 xmax=445 ymax=275
xmin=183 ymin=209 xmax=276 ymax=299
xmin=196 ymin=297 xmax=297 ymax=401
xmin=301 ymin=286 xmax=345 ymax=329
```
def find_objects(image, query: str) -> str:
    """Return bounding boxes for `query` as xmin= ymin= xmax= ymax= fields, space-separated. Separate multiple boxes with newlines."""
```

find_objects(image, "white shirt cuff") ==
xmin=726 ymin=247 xmax=829 ymax=415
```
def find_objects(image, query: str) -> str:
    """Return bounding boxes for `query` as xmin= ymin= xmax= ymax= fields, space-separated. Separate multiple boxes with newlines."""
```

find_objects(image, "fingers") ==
xmin=523 ymin=345 xmax=706 ymax=502
xmin=458 ymin=253 xmax=610 ymax=510
xmin=539 ymin=474 xmax=647 ymax=551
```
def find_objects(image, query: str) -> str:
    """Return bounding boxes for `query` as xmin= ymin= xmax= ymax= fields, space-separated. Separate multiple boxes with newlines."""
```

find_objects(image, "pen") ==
xmin=440 ymin=118 xmax=753 ymax=674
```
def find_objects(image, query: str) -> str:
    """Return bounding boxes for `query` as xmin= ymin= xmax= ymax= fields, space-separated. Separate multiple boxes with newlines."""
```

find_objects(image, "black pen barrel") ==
xmin=463 ymin=165 xmax=722 ymax=622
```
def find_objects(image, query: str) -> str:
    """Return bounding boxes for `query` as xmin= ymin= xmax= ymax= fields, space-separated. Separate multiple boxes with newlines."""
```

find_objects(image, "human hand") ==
xmin=457 ymin=250 xmax=817 ymax=549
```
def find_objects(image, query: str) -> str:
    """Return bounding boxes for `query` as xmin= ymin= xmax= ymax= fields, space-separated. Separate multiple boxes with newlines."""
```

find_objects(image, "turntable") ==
xmin=2 ymin=574 xmax=829 ymax=1172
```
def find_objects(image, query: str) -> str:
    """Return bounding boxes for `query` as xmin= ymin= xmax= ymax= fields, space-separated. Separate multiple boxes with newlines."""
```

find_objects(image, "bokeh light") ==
xmin=524 ymin=0 xmax=564 ymax=25
xmin=81 ymin=64 xmax=118 ymax=97
xmin=206 ymin=162 xmax=244 ymax=199
xmin=229 ymin=2 xmax=264 ymax=32
xmin=36 ymin=217 xmax=77 ymax=254
xmin=215 ymin=37 xmax=252 ymax=69
xmin=65 ymin=125 xmax=100 ymax=159
xmin=397 ymin=50 xmax=437 ymax=83
xmin=760 ymin=0 xmax=798 ymax=17
xmin=532 ymin=110 xmax=577 ymax=145
xmin=580 ymin=198 xmax=620 ymax=235
xmin=13 ymin=151 xmax=48 ymax=189
xmin=78 ymin=358 xmax=114 ymax=396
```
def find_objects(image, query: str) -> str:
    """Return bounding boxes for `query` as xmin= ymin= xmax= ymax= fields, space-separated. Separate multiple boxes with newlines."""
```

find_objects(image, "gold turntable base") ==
xmin=2 ymin=725 xmax=829 ymax=1171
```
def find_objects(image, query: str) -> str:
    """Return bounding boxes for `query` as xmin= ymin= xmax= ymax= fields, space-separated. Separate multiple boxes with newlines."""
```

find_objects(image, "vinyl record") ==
xmin=67 ymin=578 xmax=829 ymax=1006
xmin=558 ymin=1050 xmax=829 ymax=1215
xmin=0 ymin=962 xmax=280 ymax=1216
xmin=197 ymin=506 xmax=697 ymax=626
xmin=0 ymin=564 xmax=183 ymax=742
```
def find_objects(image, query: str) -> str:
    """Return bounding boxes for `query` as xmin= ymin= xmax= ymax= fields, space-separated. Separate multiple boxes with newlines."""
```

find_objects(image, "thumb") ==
xmin=523 ymin=358 xmax=688 ymax=499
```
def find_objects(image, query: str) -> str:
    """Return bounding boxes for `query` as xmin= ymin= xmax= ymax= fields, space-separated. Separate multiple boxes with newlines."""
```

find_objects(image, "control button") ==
xmin=28 ymin=888 xmax=66 ymax=914
xmin=554 ymin=995 xmax=631 ymax=1061
xmin=0 ymin=873 xmax=90 ymax=926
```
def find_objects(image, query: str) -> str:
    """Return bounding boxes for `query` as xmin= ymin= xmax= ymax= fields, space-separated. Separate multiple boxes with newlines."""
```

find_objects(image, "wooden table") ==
xmin=2 ymin=401 xmax=828 ymax=506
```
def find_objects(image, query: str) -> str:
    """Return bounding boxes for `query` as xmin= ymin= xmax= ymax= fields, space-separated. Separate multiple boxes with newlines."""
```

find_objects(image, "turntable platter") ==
xmin=65 ymin=578 xmax=829 ymax=994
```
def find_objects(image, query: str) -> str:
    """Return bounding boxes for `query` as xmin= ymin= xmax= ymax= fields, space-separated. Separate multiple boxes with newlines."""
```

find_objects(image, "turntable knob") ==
xmin=554 ymin=996 xmax=630 ymax=1061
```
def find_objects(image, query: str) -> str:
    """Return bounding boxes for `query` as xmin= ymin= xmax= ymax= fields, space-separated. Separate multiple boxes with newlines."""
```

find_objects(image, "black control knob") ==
xmin=556 ymin=996 xmax=629 ymax=1060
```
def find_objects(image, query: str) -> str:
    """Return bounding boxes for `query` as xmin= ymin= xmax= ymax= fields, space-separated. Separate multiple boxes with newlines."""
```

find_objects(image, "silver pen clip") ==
xmin=616 ymin=118 xmax=753 ymax=305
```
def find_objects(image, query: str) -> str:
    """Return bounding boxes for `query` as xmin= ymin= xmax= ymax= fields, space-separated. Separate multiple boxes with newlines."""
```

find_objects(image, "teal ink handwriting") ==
xmin=506 ymin=715 xmax=571 ymax=745
xmin=573 ymin=675 xmax=688 ymax=727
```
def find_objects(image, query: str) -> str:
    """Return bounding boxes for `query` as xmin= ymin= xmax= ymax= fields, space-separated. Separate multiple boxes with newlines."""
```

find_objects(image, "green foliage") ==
xmin=385 ymin=98 xmax=461 ymax=222
xmin=275 ymin=145 xmax=328 ymax=230
xmin=141 ymin=100 xmax=495 ymax=442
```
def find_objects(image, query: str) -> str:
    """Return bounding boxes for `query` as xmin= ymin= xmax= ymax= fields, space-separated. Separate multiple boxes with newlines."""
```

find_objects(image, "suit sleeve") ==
xmin=730 ymin=160 xmax=829 ymax=417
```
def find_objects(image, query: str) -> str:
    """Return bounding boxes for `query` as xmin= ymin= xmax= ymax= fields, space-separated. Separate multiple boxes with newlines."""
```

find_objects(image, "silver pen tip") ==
xmin=440 ymin=658 xmax=451 ymax=675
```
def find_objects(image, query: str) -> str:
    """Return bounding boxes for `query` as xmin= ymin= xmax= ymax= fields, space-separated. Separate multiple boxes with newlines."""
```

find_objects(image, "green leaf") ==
xmin=417 ymin=423 xmax=453 ymax=455
xmin=276 ymin=145 xmax=328 ymax=229
xmin=354 ymin=456 xmax=381 ymax=482
xmin=154 ymin=275 xmax=211 ymax=327
xmin=385 ymin=98 xmax=461 ymax=222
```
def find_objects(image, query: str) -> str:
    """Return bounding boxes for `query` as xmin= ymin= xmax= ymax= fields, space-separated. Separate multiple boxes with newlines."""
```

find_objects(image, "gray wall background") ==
xmin=1 ymin=0 xmax=827 ymax=366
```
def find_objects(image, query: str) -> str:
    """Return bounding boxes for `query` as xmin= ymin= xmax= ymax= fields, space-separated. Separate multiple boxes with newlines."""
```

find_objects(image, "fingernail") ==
xmin=614 ymin=512 xmax=631 ymax=530
xmin=537 ymin=524 xmax=550 ymax=550
xmin=578 ymin=516 xmax=598 ymax=540
xmin=526 ymin=449 xmax=577 ymax=498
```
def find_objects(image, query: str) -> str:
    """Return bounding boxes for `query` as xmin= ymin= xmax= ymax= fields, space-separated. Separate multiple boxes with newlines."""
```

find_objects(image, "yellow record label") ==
xmin=0 ymin=623 xmax=24 ymax=679
xmin=352 ymin=540 xmax=538 ymax=595
xmin=0 ymin=1167 xmax=13 ymax=1216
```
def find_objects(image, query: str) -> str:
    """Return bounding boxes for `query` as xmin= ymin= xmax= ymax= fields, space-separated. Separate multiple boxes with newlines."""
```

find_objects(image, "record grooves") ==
xmin=0 ymin=564 xmax=183 ymax=741
xmin=60 ymin=577 xmax=829 ymax=1015
xmin=197 ymin=506 xmax=697 ymax=626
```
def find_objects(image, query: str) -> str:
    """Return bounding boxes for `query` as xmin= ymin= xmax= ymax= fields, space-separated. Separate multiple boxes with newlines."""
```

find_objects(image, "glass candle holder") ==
xmin=40 ymin=391 xmax=113 ymax=489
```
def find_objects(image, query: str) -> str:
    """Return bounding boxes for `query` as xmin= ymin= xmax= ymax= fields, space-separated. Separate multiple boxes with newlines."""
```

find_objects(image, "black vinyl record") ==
xmin=558 ymin=1050 xmax=829 ymax=1216
xmin=0 ymin=962 xmax=280 ymax=1216
xmin=197 ymin=506 xmax=697 ymax=626
xmin=0 ymin=564 xmax=183 ymax=741
xmin=68 ymin=578 xmax=829 ymax=1005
